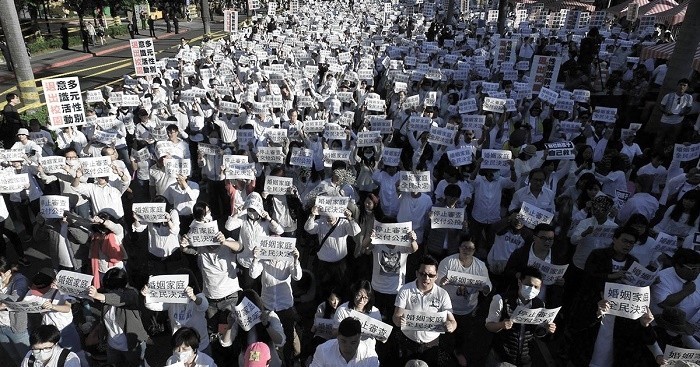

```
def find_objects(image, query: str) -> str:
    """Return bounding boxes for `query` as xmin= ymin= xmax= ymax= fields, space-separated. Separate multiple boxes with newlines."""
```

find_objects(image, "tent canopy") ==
xmin=654 ymin=2 xmax=687 ymax=25
xmin=638 ymin=0 xmax=679 ymax=15
xmin=523 ymin=0 xmax=596 ymax=12
xmin=640 ymin=41 xmax=700 ymax=72
xmin=605 ymin=0 xmax=650 ymax=16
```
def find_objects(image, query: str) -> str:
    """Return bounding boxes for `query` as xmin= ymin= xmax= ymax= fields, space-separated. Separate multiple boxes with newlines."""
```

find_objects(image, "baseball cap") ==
xmin=17 ymin=128 xmax=29 ymax=136
xmin=244 ymin=342 xmax=271 ymax=367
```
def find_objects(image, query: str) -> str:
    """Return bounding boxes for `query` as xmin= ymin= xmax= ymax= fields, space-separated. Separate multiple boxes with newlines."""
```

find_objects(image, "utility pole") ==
xmin=0 ymin=0 xmax=40 ymax=105
xmin=201 ymin=0 xmax=211 ymax=34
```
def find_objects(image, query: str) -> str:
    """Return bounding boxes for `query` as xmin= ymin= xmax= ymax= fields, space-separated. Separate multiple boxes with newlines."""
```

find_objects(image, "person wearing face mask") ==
xmin=20 ymin=325 xmax=80 ymax=367
xmin=165 ymin=327 xmax=216 ymax=367
xmin=182 ymin=201 xmax=243 ymax=335
xmin=485 ymin=266 xmax=556 ymax=367
xmin=5 ymin=154 xmax=43 ymax=242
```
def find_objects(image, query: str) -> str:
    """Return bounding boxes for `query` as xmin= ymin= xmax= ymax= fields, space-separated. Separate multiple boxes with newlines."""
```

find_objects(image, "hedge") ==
xmin=26 ymin=24 xmax=129 ymax=55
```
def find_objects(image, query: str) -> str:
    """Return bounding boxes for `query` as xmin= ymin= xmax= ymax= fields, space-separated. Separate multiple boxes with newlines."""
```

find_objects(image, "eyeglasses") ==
xmin=535 ymin=235 xmax=555 ymax=243
xmin=355 ymin=294 xmax=369 ymax=300
xmin=31 ymin=345 xmax=55 ymax=352
xmin=418 ymin=271 xmax=437 ymax=278
xmin=682 ymin=264 xmax=700 ymax=271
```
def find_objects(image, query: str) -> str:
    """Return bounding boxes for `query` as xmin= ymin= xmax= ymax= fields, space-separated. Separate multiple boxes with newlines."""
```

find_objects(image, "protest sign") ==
xmin=427 ymin=126 xmax=456 ymax=146
xmin=544 ymin=141 xmax=575 ymax=160
xmin=458 ymin=98 xmax=478 ymax=114
xmin=603 ymin=282 xmax=650 ymax=320
xmin=537 ymin=87 xmax=559 ymax=105
xmin=348 ymin=309 xmax=393 ymax=343
xmin=623 ymin=262 xmax=658 ymax=287
xmin=223 ymin=9 xmax=239 ymax=33
xmin=315 ymin=196 xmax=349 ymax=216
xmin=0 ymin=173 xmax=29 ymax=193
xmin=527 ymin=257 xmax=568 ymax=285
xmin=4 ymin=298 xmax=45 ymax=313
xmin=146 ymin=274 xmax=189 ymax=304
xmin=130 ymin=38 xmax=158 ymax=76
xmin=664 ymin=346 xmax=700 ymax=365
xmin=445 ymin=270 xmax=490 ymax=290
xmin=573 ymin=89 xmax=590 ymax=103
xmin=313 ymin=317 xmax=335 ymax=340
xmin=482 ymin=97 xmax=507 ymax=113
xmin=461 ymin=115 xmax=486 ymax=132
xmin=187 ymin=221 xmax=219 ymax=247
xmin=86 ymin=90 xmax=103 ymax=103
xmin=39 ymin=195 xmax=69 ymax=219
xmin=654 ymin=232 xmax=679 ymax=253
xmin=56 ymin=270 xmax=93 ymax=298
xmin=255 ymin=147 xmax=285 ymax=164
xmin=447 ymin=147 xmax=474 ymax=166
xmin=197 ymin=143 xmax=219 ymax=157
xmin=219 ymin=101 xmax=239 ymax=114
xmin=290 ymin=147 xmax=313 ymax=167
xmin=323 ymin=150 xmax=352 ymax=167
xmin=614 ymin=189 xmax=631 ymax=210
xmin=529 ymin=56 xmax=561 ymax=94
xmin=517 ymin=202 xmax=554 ymax=229
xmin=480 ymin=149 xmax=512 ymax=170
xmin=402 ymin=310 xmax=447 ymax=332
xmin=233 ymin=297 xmax=262 ymax=331
xmin=224 ymin=162 xmax=256 ymax=180
xmin=372 ymin=221 xmax=412 ymax=247
xmin=79 ymin=157 xmax=112 ymax=178
xmin=93 ymin=130 xmax=118 ymax=145
xmin=430 ymin=207 xmax=465 ymax=229
xmin=592 ymin=106 xmax=618 ymax=123
xmin=264 ymin=176 xmax=293 ymax=195
xmin=133 ymin=203 xmax=167 ymax=223
xmin=303 ymin=120 xmax=325 ymax=133
xmin=673 ymin=143 xmax=700 ymax=162
xmin=42 ymin=77 xmax=87 ymax=129
xmin=164 ymin=158 xmax=192 ymax=177
xmin=39 ymin=156 xmax=66 ymax=174
xmin=258 ymin=236 xmax=296 ymax=261
xmin=511 ymin=306 xmax=561 ymax=325
xmin=381 ymin=147 xmax=402 ymax=166
xmin=559 ymin=121 xmax=583 ymax=136
xmin=265 ymin=128 xmax=288 ymax=144
xmin=236 ymin=129 xmax=256 ymax=147
xmin=121 ymin=94 xmax=140 ymax=107
xmin=590 ymin=225 xmax=617 ymax=241
xmin=356 ymin=131 xmax=382 ymax=147
xmin=408 ymin=116 xmax=431 ymax=132
xmin=398 ymin=171 xmax=432 ymax=192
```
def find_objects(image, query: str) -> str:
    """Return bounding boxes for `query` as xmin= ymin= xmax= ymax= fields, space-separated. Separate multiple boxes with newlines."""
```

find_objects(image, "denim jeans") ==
xmin=0 ymin=325 xmax=29 ymax=364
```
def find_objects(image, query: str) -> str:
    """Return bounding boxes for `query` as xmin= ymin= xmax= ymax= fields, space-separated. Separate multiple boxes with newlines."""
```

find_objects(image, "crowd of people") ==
xmin=1 ymin=0 xmax=700 ymax=366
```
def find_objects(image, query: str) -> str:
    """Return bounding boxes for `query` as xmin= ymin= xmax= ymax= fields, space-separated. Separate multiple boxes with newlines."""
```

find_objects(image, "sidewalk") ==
xmin=0 ymin=26 xmax=192 ymax=86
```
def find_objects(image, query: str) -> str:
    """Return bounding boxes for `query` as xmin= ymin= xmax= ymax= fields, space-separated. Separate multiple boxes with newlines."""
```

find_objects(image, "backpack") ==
xmin=27 ymin=348 xmax=71 ymax=367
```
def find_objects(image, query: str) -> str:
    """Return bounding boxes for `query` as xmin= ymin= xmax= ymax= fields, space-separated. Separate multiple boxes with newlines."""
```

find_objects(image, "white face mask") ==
xmin=32 ymin=346 xmax=54 ymax=363
xmin=209 ymin=138 xmax=219 ymax=145
xmin=174 ymin=350 xmax=194 ymax=363
xmin=66 ymin=159 xmax=80 ymax=167
xmin=520 ymin=285 xmax=540 ymax=300
xmin=203 ymin=213 xmax=213 ymax=223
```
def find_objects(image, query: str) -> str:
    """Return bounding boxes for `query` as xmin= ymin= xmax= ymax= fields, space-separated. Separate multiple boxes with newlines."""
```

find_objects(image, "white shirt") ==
xmin=372 ymin=244 xmax=411 ymax=294
xmin=488 ymin=230 xmax=526 ymax=275
xmin=73 ymin=182 xmax=124 ymax=218
xmin=145 ymin=292 xmax=210 ymax=351
xmin=396 ymin=193 xmax=433 ymax=241
xmin=571 ymin=217 xmax=618 ymax=269
xmin=472 ymin=175 xmax=515 ymax=224
xmin=163 ymin=181 xmax=200 ymax=216
xmin=226 ymin=214 xmax=284 ymax=268
xmin=165 ymin=351 xmax=217 ymax=367
xmin=196 ymin=243 xmax=241 ymax=299
xmin=438 ymin=255 xmax=491 ymax=315
xmin=660 ymin=92 xmax=693 ymax=125
xmin=250 ymin=257 xmax=302 ymax=311
xmin=636 ymin=163 xmax=668 ymax=195
xmin=394 ymin=281 xmax=453 ymax=343
xmin=509 ymin=186 xmax=555 ymax=213
xmin=304 ymin=217 xmax=361 ymax=263
xmin=372 ymin=170 xmax=400 ymax=218
xmin=133 ymin=209 xmax=180 ymax=257
xmin=20 ymin=348 xmax=81 ymax=367
xmin=651 ymin=267 xmax=700 ymax=317
xmin=616 ymin=193 xmax=659 ymax=224
xmin=310 ymin=338 xmax=380 ymax=367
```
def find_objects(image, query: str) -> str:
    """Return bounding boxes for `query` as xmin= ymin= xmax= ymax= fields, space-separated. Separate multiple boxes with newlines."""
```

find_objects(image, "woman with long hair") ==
xmin=654 ymin=190 xmax=700 ymax=241
xmin=332 ymin=280 xmax=381 ymax=357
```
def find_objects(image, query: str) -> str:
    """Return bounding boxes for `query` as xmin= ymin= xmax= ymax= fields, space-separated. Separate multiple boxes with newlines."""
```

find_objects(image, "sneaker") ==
xmin=17 ymin=258 xmax=30 ymax=266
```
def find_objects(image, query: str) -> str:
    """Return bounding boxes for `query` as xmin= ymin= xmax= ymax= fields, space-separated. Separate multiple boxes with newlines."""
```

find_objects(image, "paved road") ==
xmin=0 ymin=17 xmax=229 ymax=107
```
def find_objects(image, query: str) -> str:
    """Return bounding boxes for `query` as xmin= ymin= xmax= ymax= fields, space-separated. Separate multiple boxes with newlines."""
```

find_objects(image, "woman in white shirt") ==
xmin=165 ymin=327 xmax=217 ymax=367
xmin=333 ymin=280 xmax=382 ymax=358
xmin=653 ymin=191 xmax=700 ymax=241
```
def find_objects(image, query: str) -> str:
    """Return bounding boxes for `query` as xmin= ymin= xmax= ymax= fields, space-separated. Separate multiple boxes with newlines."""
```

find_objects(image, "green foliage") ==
xmin=105 ymin=24 xmax=128 ymax=37
xmin=27 ymin=35 xmax=82 ymax=54
xmin=20 ymin=105 xmax=49 ymax=125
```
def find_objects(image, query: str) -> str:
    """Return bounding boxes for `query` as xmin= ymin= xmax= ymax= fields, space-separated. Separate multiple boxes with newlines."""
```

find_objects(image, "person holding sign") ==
xmin=425 ymin=184 xmax=469 ymax=261
xmin=332 ymin=281 xmax=382 ymax=358
xmin=508 ymin=168 xmax=555 ymax=214
xmin=6 ymin=155 xmax=43 ymax=239
xmin=72 ymin=165 xmax=125 ymax=220
xmin=181 ymin=202 xmax=242 ymax=335
xmin=650 ymin=249 xmax=700 ymax=319
xmin=469 ymin=157 xmax=516 ymax=251
xmin=485 ymin=267 xmax=556 ymax=367
xmin=133 ymin=196 xmax=183 ymax=276
xmin=88 ymin=211 xmax=125 ymax=288
xmin=304 ymin=204 xmax=361 ymax=299
xmin=0 ymin=257 xmax=30 ymax=365
xmin=310 ymin=317 xmax=379 ymax=367
xmin=653 ymin=190 xmax=700 ymax=242
xmin=437 ymin=235 xmax=491 ymax=367
xmin=11 ymin=129 xmax=42 ymax=164
xmin=393 ymin=255 xmax=456 ymax=366
xmin=143 ymin=269 xmax=210 ymax=354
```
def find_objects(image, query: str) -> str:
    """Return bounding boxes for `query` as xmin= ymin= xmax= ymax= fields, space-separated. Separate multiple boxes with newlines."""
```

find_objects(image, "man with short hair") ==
xmin=393 ymin=255 xmax=457 ymax=366
xmin=20 ymin=324 xmax=80 ymax=367
xmin=310 ymin=317 xmax=379 ymax=367
xmin=657 ymin=78 xmax=693 ymax=145
xmin=651 ymin=248 xmax=700 ymax=317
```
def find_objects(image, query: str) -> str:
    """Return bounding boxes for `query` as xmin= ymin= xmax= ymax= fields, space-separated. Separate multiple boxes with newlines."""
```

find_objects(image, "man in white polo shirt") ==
xmin=393 ymin=255 xmax=457 ymax=366
xmin=310 ymin=318 xmax=379 ymax=367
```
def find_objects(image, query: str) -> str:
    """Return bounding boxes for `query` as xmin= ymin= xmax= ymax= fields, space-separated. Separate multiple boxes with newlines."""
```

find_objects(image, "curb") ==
xmin=0 ymin=27 xmax=190 ymax=85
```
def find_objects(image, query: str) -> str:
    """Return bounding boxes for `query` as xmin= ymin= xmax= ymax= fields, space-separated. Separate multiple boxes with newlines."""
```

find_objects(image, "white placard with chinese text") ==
xmin=146 ymin=274 xmax=189 ymax=304
xmin=602 ymin=283 xmax=650 ymax=320
xmin=40 ymin=195 xmax=69 ymax=219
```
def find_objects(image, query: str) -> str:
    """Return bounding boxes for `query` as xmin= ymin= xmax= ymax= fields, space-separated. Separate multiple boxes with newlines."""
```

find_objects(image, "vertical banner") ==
xmin=42 ymin=77 xmax=87 ymax=129
xmin=529 ymin=56 xmax=561 ymax=94
xmin=130 ymin=38 xmax=158 ymax=76
xmin=223 ymin=10 xmax=239 ymax=33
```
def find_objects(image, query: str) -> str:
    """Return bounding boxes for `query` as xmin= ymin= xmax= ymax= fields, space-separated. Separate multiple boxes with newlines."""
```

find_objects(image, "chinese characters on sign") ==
xmin=402 ymin=310 xmax=447 ymax=332
xmin=56 ymin=270 xmax=93 ymax=298
xmin=603 ymin=282 xmax=650 ymax=320
xmin=372 ymin=221 xmax=412 ymax=247
xmin=234 ymin=297 xmax=262 ymax=331
xmin=133 ymin=203 xmax=167 ymax=223
xmin=42 ymin=77 xmax=86 ymax=129
xmin=187 ymin=221 xmax=219 ymax=247
xmin=130 ymin=38 xmax=158 ymax=76
xmin=398 ymin=171 xmax=432 ymax=192
xmin=257 ymin=236 xmax=296 ymax=261
xmin=146 ymin=274 xmax=189 ymax=304
xmin=39 ymin=195 xmax=70 ymax=219
xmin=430 ymin=207 xmax=465 ymax=229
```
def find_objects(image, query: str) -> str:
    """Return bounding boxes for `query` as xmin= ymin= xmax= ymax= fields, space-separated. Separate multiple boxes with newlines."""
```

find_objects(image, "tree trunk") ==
xmin=0 ymin=0 xmax=40 ymax=105
xmin=645 ymin=0 xmax=700 ymax=138
xmin=497 ymin=0 xmax=507 ymax=35
xmin=201 ymin=0 xmax=211 ymax=34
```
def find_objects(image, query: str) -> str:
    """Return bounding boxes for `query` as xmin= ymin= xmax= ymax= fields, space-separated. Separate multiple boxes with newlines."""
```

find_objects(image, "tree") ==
xmin=646 ymin=0 xmax=700 ymax=142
